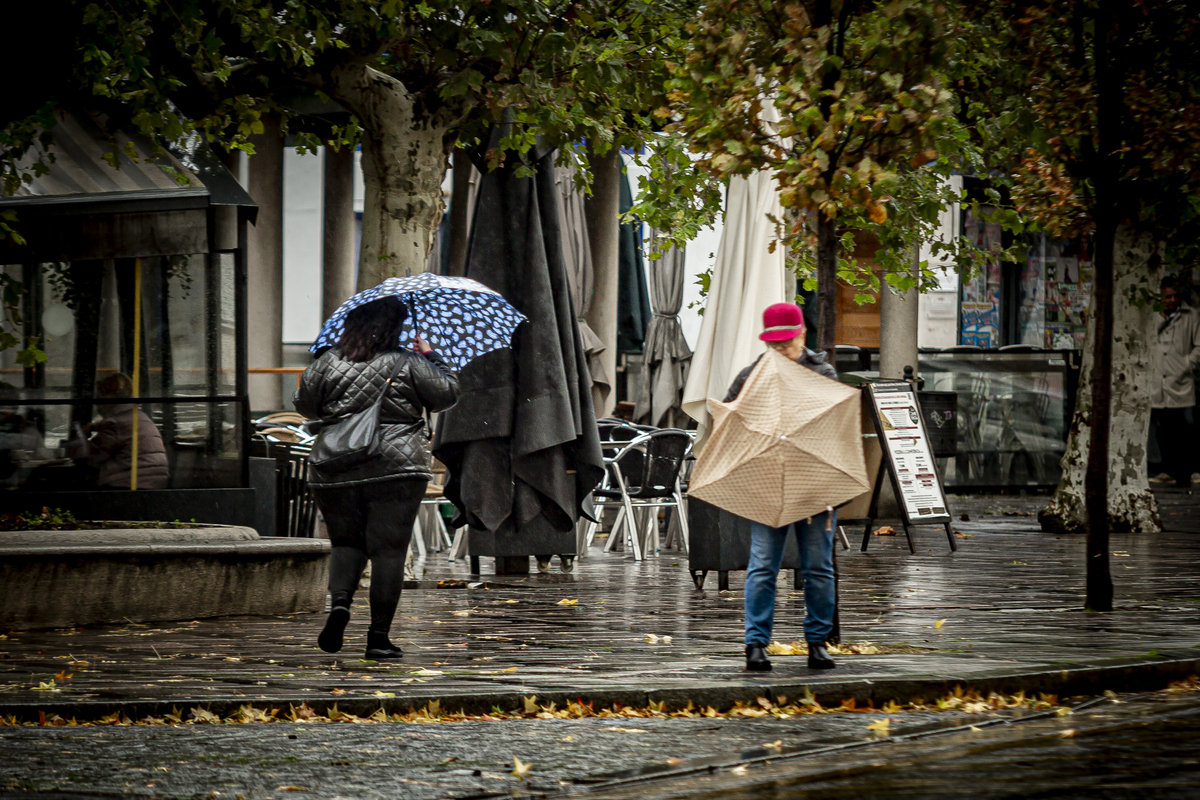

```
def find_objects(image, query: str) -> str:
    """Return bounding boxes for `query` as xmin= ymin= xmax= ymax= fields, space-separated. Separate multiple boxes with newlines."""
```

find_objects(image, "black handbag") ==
xmin=309 ymin=356 xmax=403 ymax=473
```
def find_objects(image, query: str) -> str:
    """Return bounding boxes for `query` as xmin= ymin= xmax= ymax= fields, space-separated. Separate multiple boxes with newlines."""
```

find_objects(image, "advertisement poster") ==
xmin=870 ymin=385 xmax=950 ymax=522
xmin=960 ymin=211 xmax=1002 ymax=348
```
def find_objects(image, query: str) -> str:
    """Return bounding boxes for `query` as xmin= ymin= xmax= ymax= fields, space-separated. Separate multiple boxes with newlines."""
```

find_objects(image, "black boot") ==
xmin=365 ymin=629 xmax=403 ymax=660
xmin=318 ymin=606 xmax=350 ymax=654
xmin=745 ymin=644 xmax=772 ymax=672
xmin=807 ymin=642 xmax=836 ymax=670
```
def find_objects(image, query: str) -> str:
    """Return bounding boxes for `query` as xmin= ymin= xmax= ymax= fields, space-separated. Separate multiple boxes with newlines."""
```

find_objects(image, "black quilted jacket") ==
xmin=294 ymin=348 xmax=459 ymax=487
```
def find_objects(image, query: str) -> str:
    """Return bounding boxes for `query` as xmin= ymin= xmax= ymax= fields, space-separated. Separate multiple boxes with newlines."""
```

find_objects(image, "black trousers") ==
xmin=1152 ymin=407 xmax=1195 ymax=485
xmin=312 ymin=477 xmax=426 ymax=635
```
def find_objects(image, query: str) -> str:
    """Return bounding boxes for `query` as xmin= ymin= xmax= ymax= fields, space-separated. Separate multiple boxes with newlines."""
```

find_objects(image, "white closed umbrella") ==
xmin=681 ymin=169 xmax=790 ymax=450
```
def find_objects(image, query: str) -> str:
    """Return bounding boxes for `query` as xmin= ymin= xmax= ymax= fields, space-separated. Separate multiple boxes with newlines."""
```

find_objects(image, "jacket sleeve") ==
xmin=293 ymin=359 xmax=326 ymax=420
xmin=87 ymin=418 xmax=121 ymax=466
xmin=1189 ymin=313 xmax=1200 ymax=372
xmin=410 ymin=350 xmax=460 ymax=413
xmin=723 ymin=364 xmax=755 ymax=403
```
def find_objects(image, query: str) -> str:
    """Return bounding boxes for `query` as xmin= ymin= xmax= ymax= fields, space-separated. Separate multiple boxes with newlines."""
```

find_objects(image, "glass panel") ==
xmin=960 ymin=210 xmax=1003 ymax=348
xmin=919 ymin=352 xmax=1070 ymax=488
xmin=0 ymin=399 xmax=243 ymax=491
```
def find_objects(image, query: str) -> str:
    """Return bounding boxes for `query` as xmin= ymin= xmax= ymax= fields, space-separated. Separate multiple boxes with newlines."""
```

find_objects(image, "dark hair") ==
xmin=97 ymin=373 xmax=133 ymax=398
xmin=338 ymin=297 xmax=409 ymax=362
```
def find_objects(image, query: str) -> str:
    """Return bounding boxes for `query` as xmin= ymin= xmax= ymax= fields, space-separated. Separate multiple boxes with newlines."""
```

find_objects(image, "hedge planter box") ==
xmin=0 ymin=525 xmax=329 ymax=630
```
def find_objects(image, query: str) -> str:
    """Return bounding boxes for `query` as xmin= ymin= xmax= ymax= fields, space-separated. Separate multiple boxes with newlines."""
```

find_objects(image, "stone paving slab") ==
xmin=2 ymin=493 xmax=1200 ymax=721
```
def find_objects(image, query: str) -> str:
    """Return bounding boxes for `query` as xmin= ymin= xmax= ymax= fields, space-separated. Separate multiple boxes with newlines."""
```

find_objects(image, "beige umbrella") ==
xmin=689 ymin=349 xmax=870 ymax=527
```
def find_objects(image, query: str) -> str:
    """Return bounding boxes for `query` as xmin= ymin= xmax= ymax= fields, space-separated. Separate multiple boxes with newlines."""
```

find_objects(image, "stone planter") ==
xmin=0 ymin=525 xmax=329 ymax=630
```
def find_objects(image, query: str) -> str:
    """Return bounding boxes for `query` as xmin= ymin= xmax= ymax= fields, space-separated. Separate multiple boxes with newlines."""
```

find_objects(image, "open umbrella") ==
xmin=311 ymin=273 xmax=526 ymax=370
xmin=688 ymin=348 xmax=869 ymax=527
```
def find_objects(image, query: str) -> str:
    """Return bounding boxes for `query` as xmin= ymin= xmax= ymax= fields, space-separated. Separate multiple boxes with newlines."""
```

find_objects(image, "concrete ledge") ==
xmin=0 ymin=531 xmax=330 ymax=631
xmin=2 ymin=651 xmax=1198 ymax=723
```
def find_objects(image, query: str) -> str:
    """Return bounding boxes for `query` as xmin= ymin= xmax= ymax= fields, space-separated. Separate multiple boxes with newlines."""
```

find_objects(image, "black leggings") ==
xmin=313 ymin=478 xmax=426 ymax=635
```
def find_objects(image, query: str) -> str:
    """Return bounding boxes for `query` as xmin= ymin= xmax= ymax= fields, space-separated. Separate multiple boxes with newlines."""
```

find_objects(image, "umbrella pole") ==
xmin=130 ymin=257 xmax=142 ymax=491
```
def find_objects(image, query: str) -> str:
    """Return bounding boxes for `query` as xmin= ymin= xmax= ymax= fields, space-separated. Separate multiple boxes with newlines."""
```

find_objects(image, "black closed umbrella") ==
xmin=433 ymin=128 xmax=605 ymax=571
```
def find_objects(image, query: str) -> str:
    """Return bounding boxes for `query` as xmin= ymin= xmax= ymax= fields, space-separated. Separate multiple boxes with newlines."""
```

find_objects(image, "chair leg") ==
xmin=604 ymin=507 xmax=626 ymax=552
xmin=623 ymin=493 xmax=643 ymax=561
xmin=412 ymin=514 xmax=428 ymax=557
xmin=675 ymin=494 xmax=690 ymax=555
xmin=450 ymin=528 xmax=468 ymax=560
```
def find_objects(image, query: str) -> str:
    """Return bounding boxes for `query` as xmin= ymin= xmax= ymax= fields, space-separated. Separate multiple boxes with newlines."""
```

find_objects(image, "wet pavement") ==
xmin=2 ymin=493 xmax=1200 ymax=722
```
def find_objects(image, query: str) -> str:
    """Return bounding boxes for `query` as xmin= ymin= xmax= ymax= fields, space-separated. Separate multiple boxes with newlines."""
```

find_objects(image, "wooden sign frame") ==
xmin=860 ymin=381 xmax=957 ymax=554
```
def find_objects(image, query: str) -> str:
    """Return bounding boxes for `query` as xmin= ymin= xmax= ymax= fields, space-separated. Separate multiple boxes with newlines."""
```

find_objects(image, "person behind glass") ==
xmin=295 ymin=296 xmax=459 ymax=660
xmin=723 ymin=302 xmax=839 ymax=672
xmin=68 ymin=373 xmax=169 ymax=489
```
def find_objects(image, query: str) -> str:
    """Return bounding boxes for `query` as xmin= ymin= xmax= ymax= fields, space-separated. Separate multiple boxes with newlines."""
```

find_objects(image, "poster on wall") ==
xmin=960 ymin=211 xmax=1002 ymax=348
xmin=1041 ymin=236 xmax=1092 ymax=349
xmin=866 ymin=382 xmax=951 ymax=525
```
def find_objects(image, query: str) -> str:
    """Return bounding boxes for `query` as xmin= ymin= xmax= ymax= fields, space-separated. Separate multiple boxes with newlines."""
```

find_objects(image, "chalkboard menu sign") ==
xmin=859 ymin=382 xmax=957 ymax=554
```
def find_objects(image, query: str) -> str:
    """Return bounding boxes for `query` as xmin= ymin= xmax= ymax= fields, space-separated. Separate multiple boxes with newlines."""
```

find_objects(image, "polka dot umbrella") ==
xmin=311 ymin=274 xmax=527 ymax=370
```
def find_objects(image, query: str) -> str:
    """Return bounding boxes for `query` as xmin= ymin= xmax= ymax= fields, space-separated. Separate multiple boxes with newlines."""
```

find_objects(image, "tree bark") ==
xmin=585 ymin=146 xmax=621 ymax=416
xmin=816 ymin=210 xmax=838 ymax=356
xmin=1085 ymin=214 xmax=1115 ymax=612
xmin=328 ymin=63 xmax=450 ymax=290
xmin=1039 ymin=225 xmax=1161 ymax=535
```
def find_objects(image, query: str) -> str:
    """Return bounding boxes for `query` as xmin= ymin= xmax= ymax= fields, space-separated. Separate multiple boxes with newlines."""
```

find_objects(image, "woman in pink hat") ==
xmin=723 ymin=302 xmax=839 ymax=673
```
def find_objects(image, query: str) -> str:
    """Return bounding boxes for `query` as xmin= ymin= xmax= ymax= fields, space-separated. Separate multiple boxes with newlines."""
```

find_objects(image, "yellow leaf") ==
xmin=275 ymin=785 xmax=307 ymax=792
xmin=330 ymin=688 xmax=347 ymax=695
xmin=644 ymin=634 xmax=660 ymax=644
xmin=1059 ymin=729 xmax=1077 ymax=738
xmin=501 ymin=666 xmax=518 ymax=673
xmin=32 ymin=681 xmax=59 ymax=692
xmin=373 ymin=691 xmax=395 ymax=698
xmin=451 ymin=611 xmax=470 ymax=617
xmin=557 ymin=598 xmax=579 ymax=606
xmin=561 ymin=735 xmax=575 ymax=742
xmin=868 ymin=202 xmax=888 ymax=224
xmin=1055 ymin=707 xmax=1072 ymax=717
xmin=410 ymin=669 xmax=443 ymax=676
xmin=511 ymin=756 xmax=533 ymax=780
xmin=731 ymin=764 xmax=748 ymax=775
xmin=969 ymin=725 xmax=982 ymax=732
xmin=866 ymin=718 xmax=891 ymax=735
xmin=882 ymin=700 xmax=903 ymax=714
xmin=522 ymin=696 xmax=538 ymax=714
xmin=935 ymin=619 xmax=947 ymax=629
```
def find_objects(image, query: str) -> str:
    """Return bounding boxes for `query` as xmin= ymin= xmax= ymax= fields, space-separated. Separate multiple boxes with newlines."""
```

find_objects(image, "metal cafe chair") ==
xmin=579 ymin=421 xmax=648 ymax=557
xmin=596 ymin=429 xmax=693 ymax=560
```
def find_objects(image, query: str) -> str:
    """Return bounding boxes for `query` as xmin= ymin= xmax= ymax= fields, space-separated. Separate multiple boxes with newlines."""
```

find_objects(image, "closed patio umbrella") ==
xmin=634 ymin=227 xmax=692 ymax=427
xmin=681 ymin=170 xmax=790 ymax=449
xmin=555 ymin=163 xmax=610 ymax=402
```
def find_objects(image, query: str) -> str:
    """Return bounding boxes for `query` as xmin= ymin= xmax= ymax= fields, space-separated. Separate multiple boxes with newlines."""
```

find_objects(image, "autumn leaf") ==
xmin=54 ymin=670 xmax=74 ymax=681
xmin=451 ymin=611 xmax=470 ymax=617
xmin=556 ymin=598 xmax=579 ymax=606
xmin=1058 ymin=729 xmax=1077 ymax=738
xmin=934 ymin=619 xmax=947 ymax=630
xmin=373 ymin=691 xmax=396 ymax=698
xmin=501 ymin=666 xmax=518 ymax=673
xmin=731 ymin=764 xmax=749 ymax=775
xmin=511 ymin=756 xmax=533 ymax=780
xmin=190 ymin=707 xmax=221 ymax=724
xmin=32 ymin=681 xmax=59 ymax=692
xmin=866 ymin=718 xmax=891 ymax=735
xmin=523 ymin=695 xmax=538 ymax=714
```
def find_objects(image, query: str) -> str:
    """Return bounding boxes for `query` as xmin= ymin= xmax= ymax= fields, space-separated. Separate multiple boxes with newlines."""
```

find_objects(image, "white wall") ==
xmin=282 ymin=147 xmax=324 ymax=344
xmin=917 ymin=175 xmax=962 ymax=349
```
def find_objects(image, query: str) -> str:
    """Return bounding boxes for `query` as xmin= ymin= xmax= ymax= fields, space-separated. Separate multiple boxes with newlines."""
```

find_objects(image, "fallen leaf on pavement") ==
xmin=731 ymin=764 xmax=748 ymax=775
xmin=874 ymin=526 xmax=897 ymax=536
xmin=373 ymin=692 xmax=395 ymax=698
xmin=511 ymin=756 xmax=533 ymax=780
xmin=275 ymin=785 xmax=307 ymax=791
xmin=501 ymin=666 xmax=519 ymax=673
xmin=866 ymin=718 xmax=891 ymax=735
xmin=451 ymin=611 xmax=470 ymax=617
xmin=410 ymin=669 xmax=444 ymax=676
xmin=330 ymin=688 xmax=347 ymax=695
xmin=1058 ymin=729 xmax=1077 ymax=738
xmin=523 ymin=696 xmax=539 ymax=713
xmin=644 ymin=634 xmax=660 ymax=644
xmin=666 ymin=757 xmax=684 ymax=765
xmin=969 ymin=726 xmax=982 ymax=732
xmin=934 ymin=619 xmax=947 ymax=629
xmin=557 ymin=599 xmax=579 ymax=606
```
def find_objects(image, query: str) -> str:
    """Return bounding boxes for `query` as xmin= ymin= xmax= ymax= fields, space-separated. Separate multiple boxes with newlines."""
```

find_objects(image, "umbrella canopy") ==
xmin=311 ymin=273 xmax=526 ymax=371
xmin=681 ymin=170 xmax=790 ymax=450
xmin=554 ymin=163 xmax=610 ymax=401
xmin=634 ymin=226 xmax=692 ymax=427
xmin=689 ymin=349 xmax=869 ymax=528
xmin=616 ymin=167 xmax=652 ymax=353
xmin=433 ymin=129 xmax=604 ymax=560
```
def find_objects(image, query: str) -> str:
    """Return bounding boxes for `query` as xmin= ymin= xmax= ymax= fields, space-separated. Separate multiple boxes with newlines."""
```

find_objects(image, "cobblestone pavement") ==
xmin=2 ymin=493 xmax=1199 ymax=718
xmin=0 ymin=707 xmax=1020 ymax=799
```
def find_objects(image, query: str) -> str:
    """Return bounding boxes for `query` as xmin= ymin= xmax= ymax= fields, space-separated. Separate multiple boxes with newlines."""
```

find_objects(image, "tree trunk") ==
xmin=1084 ymin=213 xmax=1115 ymax=612
xmin=1039 ymin=225 xmax=1161 ymax=535
xmin=328 ymin=63 xmax=450 ymax=290
xmin=816 ymin=210 xmax=838 ymax=356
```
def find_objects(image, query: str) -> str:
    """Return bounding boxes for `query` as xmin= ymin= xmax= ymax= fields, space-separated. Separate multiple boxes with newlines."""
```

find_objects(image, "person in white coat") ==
xmin=1150 ymin=276 xmax=1200 ymax=488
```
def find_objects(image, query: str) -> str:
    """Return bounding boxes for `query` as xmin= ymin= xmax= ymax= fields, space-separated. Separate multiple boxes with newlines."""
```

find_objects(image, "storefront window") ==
xmin=960 ymin=210 xmax=1003 ymax=348
xmin=0 ymin=256 xmax=242 ymax=490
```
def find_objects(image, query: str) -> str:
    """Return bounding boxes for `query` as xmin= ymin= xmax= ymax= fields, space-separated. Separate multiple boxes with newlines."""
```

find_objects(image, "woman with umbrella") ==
xmin=722 ymin=303 xmax=840 ymax=673
xmin=298 ymin=274 xmax=525 ymax=658
xmin=295 ymin=296 xmax=459 ymax=659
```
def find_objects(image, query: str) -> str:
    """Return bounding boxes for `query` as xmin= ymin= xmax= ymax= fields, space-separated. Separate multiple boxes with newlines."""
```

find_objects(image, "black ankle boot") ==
xmin=745 ymin=644 xmax=772 ymax=672
xmin=365 ymin=630 xmax=403 ymax=660
xmin=318 ymin=606 xmax=350 ymax=654
xmin=807 ymin=642 xmax=836 ymax=670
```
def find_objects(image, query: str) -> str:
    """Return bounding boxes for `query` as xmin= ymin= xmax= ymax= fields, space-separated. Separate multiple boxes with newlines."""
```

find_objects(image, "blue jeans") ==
xmin=744 ymin=511 xmax=836 ymax=646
